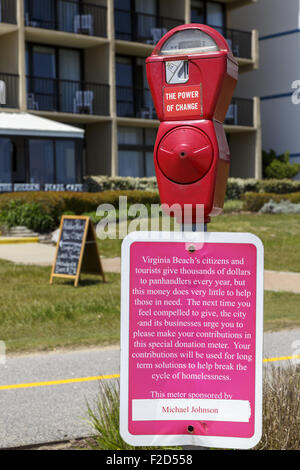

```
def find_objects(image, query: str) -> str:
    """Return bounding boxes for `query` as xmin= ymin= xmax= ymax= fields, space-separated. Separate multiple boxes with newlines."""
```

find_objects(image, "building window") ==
xmin=114 ymin=0 xmax=133 ymax=41
xmin=29 ymin=138 xmax=80 ymax=185
xmin=25 ymin=0 xmax=107 ymax=37
xmin=114 ymin=0 xmax=158 ymax=42
xmin=56 ymin=140 xmax=77 ymax=184
xmin=118 ymin=127 xmax=156 ymax=177
xmin=116 ymin=56 xmax=134 ymax=117
xmin=116 ymin=56 xmax=154 ymax=119
xmin=29 ymin=139 xmax=55 ymax=184
xmin=0 ymin=138 xmax=12 ymax=183
xmin=26 ymin=43 xmax=82 ymax=113
xmin=191 ymin=1 xmax=226 ymax=33
xmin=24 ymin=0 xmax=80 ymax=32
xmin=24 ymin=0 xmax=57 ymax=29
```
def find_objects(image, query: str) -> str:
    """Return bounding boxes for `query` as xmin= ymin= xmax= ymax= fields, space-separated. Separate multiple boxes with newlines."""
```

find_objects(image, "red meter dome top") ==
xmin=152 ymin=23 xmax=232 ymax=57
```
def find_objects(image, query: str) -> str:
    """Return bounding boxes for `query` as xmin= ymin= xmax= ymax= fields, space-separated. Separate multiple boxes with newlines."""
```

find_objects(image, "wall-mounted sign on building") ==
xmin=0 ymin=183 xmax=87 ymax=193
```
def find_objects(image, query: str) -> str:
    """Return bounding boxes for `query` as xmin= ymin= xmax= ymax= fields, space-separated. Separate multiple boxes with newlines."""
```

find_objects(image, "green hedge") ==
xmin=85 ymin=176 xmax=158 ymax=192
xmin=243 ymin=192 xmax=300 ymax=212
xmin=1 ymin=184 xmax=300 ymax=233
xmin=0 ymin=190 xmax=162 ymax=232
xmin=0 ymin=190 xmax=160 ymax=211
xmin=85 ymin=176 xmax=300 ymax=198
xmin=0 ymin=201 xmax=55 ymax=233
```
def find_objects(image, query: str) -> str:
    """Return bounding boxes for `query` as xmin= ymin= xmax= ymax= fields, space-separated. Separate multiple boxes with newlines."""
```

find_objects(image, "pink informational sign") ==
xmin=120 ymin=232 xmax=264 ymax=449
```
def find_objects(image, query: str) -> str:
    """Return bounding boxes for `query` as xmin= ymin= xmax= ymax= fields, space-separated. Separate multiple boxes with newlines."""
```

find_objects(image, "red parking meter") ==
xmin=146 ymin=24 xmax=238 ymax=224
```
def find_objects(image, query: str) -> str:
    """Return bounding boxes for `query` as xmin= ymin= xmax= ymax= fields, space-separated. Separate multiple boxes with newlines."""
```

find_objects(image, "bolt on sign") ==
xmin=120 ymin=232 xmax=263 ymax=449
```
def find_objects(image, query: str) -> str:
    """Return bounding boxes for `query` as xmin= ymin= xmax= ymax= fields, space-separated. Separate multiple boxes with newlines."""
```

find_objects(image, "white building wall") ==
xmin=230 ymin=0 xmax=300 ymax=35
xmin=230 ymin=0 xmax=300 ymax=175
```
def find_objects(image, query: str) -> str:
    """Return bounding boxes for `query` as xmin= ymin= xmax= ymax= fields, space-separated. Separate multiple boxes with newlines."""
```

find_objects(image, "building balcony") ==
xmin=115 ymin=9 xmax=184 ymax=44
xmin=26 ymin=76 xmax=110 ymax=117
xmin=117 ymin=88 xmax=255 ymax=131
xmin=0 ymin=72 xmax=19 ymax=109
xmin=0 ymin=0 xmax=17 ymax=25
xmin=226 ymin=0 xmax=256 ymax=9
xmin=116 ymin=86 xmax=157 ymax=120
xmin=225 ymin=97 xmax=254 ymax=129
xmin=218 ymin=26 xmax=252 ymax=61
xmin=24 ymin=0 xmax=107 ymax=38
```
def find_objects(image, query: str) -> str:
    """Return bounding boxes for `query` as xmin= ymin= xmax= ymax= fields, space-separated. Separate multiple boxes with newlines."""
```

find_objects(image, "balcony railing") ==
xmin=25 ymin=0 xmax=107 ymax=38
xmin=0 ymin=0 xmax=17 ymax=24
xmin=225 ymin=98 xmax=254 ymax=127
xmin=117 ymin=88 xmax=254 ymax=127
xmin=117 ymin=86 xmax=157 ymax=119
xmin=26 ymin=76 xmax=110 ymax=116
xmin=208 ymin=25 xmax=252 ymax=60
xmin=115 ymin=9 xmax=184 ymax=44
xmin=0 ymin=73 xmax=19 ymax=108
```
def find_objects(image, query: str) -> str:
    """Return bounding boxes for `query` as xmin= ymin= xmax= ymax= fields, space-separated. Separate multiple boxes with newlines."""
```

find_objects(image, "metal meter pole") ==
xmin=182 ymin=220 xmax=208 ymax=451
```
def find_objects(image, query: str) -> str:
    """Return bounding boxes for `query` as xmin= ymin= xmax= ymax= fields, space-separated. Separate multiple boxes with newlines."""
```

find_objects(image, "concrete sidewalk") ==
xmin=0 ymin=242 xmax=122 ymax=273
xmin=0 ymin=242 xmax=299 ymax=293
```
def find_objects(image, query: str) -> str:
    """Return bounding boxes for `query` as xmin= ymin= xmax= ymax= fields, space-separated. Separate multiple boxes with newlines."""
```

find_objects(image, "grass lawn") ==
xmin=0 ymin=260 xmax=120 ymax=353
xmin=0 ymin=258 xmax=299 ymax=354
xmin=210 ymin=213 xmax=300 ymax=273
xmin=0 ymin=211 xmax=299 ymax=354
xmin=97 ymin=213 xmax=300 ymax=272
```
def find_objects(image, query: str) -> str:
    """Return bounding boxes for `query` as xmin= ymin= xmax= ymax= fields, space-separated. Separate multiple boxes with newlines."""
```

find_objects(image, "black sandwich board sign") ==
xmin=50 ymin=216 xmax=105 ymax=287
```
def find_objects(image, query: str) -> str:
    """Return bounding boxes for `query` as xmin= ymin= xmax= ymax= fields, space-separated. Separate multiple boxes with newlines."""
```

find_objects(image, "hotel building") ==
xmin=0 ymin=0 xmax=261 ymax=191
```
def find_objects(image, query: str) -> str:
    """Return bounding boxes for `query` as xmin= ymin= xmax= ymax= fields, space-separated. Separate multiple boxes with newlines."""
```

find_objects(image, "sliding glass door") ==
xmin=29 ymin=139 xmax=78 ymax=185
xmin=206 ymin=2 xmax=224 ymax=34
xmin=57 ymin=0 xmax=80 ymax=33
xmin=29 ymin=140 xmax=55 ymax=184
xmin=114 ymin=0 xmax=132 ymax=41
xmin=191 ymin=1 xmax=225 ymax=34
xmin=25 ymin=0 xmax=56 ymax=29
xmin=26 ymin=43 xmax=82 ymax=113
xmin=58 ymin=49 xmax=81 ymax=113
xmin=56 ymin=140 xmax=77 ymax=184
xmin=116 ymin=57 xmax=134 ymax=117
xmin=28 ymin=45 xmax=57 ymax=111
xmin=135 ymin=0 xmax=157 ymax=42
xmin=0 ymin=138 xmax=12 ymax=183
xmin=25 ymin=0 xmax=80 ymax=32
xmin=116 ymin=55 xmax=154 ymax=118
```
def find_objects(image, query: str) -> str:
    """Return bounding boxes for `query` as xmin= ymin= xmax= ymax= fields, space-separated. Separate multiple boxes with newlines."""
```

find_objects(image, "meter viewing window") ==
xmin=166 ymin=60 xmax=189 ymax=84
xmin=159 ymin=29 xmax=219 ymax=55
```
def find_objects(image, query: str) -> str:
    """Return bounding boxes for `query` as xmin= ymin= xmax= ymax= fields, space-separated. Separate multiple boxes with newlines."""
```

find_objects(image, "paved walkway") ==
xmin=0 ymin=242 xmax=122 ymax=274
xmin=0 ymin=242 xmax=299 ymax=293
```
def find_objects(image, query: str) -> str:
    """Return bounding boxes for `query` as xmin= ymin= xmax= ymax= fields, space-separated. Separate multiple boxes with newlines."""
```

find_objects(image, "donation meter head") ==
xmin=146 ymin=24 xmax=238 ymax=224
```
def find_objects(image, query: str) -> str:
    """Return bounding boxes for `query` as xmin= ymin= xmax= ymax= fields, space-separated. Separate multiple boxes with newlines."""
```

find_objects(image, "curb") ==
xmin=0 ymin=238 xmax=40 ymax=245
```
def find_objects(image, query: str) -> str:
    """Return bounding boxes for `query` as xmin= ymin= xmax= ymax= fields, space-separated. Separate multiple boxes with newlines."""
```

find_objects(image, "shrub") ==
xmin=0 ymin=201 xmax=55 ymax=233
xmin=226 ymin=178 xmax=259 ymax=200
xmin=85 ymin=176 xmax=300 ymax=199
xmin=86 ymin=366 xmax=300 ymax=451
xmin=85 ymin=176 xmax=158 ymax=193
xmin=243 ymin=192 xmax=300 ymax=212
xmin=263 ymin=149 xmax=300 ymax=179
xmin=259 ymin=199 xmax=300 ymax=214
xmin=223 ymin=199 xmax=244 ymax=213
xmin=255 ymin=365 xmax=300 ymax=450
xmin=86 ymin=381 xmax=179 ymax=451
xmin=259 ymin=179 xmax=300 ymax=194
xmin=0 ymin=191 xmax=161 ymax=232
